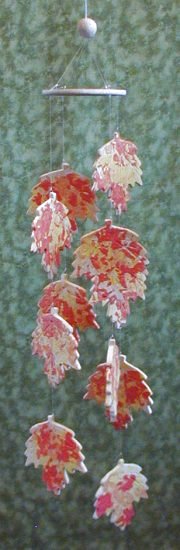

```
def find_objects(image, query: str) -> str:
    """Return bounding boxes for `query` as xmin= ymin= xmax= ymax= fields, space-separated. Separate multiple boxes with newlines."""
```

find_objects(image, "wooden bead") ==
xmin=77 ymin=17 xmax=97 ymax=39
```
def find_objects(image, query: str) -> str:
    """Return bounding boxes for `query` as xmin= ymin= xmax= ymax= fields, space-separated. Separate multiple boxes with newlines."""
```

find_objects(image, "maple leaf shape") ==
xmin=31 ymin=191 xmax=72 ymax=279
xmin=38 ymin=277 xmax=99 ymax=334
xmin=72 ymin=219 xmax=148 ymax=327
xmin=32 ymin=308 xmax=81 ymax=387
xmin=28 ymin=163 xmax=98 ymax=231
xmin=84 ymin=363 xmax=107 ymax=404
xmin=84 ymin=338 xmax=153 ymax=429
xmin=25 ymin=415 xmax=87 ymax=495
xmin=91 ymin=278 xmax=136 ymax=327
xmin=93 ymin=133 xmax=142 ymax=214
xmin=93 ymin=458 xmax=148 ymax=530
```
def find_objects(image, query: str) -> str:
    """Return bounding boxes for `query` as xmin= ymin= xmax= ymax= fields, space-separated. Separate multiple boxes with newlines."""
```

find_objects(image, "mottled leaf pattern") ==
xmin=38 ymin=277 xmax=99 ymax=333
xmin=72 ymin=219 xmax=148 ymax=327
xmin=25 ymin=415 xmax=87 ymax=495
xmin=1 ymin=0 xmax=177 ymax=546
xmin=84 ymin=338 xmax=152 ymax=429
xmin=93 ymin=458 xmax=148 ymax=529
xmin=32 ymin=308 xmax=81 ymax=386
xmin=93 ymin=133 xmax=142 ymax=213
xmin=31 ymin=192 xmax=72 ymax=279
xmin=28 ymin=164 xmax=98 ymax=231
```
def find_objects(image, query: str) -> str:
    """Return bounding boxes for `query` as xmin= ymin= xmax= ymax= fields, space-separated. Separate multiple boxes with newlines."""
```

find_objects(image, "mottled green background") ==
xmin=0 ymin=0 xmax=179 ymax=549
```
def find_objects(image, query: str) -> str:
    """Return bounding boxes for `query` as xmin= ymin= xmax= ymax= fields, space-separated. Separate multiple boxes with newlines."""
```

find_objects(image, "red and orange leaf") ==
xmin=93 ymin=458 xmax=148 ymax=530
xmin=42 ymin=460 xmax=69 ymax=494
xmin=32 ymin=308 xmax=81 ymax=386
xmin=72 ymin=219 xmax=148 ymax=326
xmin=120 ymin=357 xmax=153 ymax=412
xmin=72 ymin=219 xmax=148 ymax=282
xmin=31 ymin=191 xmax=72 ymax=279
xmin=28 ymin=164 xmax=98 ymax=230
xmin=25 ymin=415 xmax=87 ymax=495
xmin=108 ymin=349 xmax=153 ymax=429
xmin=93 ymin=133 xmax=142 ymax=214
xmin=84 ymin=338 xmax=153 ymax=429
xmin=84 ymin=363 xmax=107 ymax=404
xmin=106 ymin=407 xmax=133 ymax=430
xmin=38 ymin=277 xmax=99 ymax=332
xmin=90 ymin=278 xmax=134 ymax=327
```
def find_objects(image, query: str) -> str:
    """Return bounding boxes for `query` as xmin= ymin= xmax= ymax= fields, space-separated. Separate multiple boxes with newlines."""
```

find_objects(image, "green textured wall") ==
xmin=0 ymin=1 xmax=179 ymax=549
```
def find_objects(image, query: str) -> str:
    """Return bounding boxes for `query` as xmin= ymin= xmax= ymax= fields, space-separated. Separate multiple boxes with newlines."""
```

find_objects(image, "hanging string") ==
xmin=121 ymin=427 xmax=126 ymax=458
xmin=116 ymin=95 xmax=120 ymax=132
xmin=109 ymin=94 xmax=112 ymax=138
xmin=107 ymin=89 xmax=125 ymax=462
xmin=51 ymin=29 xmax=108 ymax=92
xmin=51 ymin=385 xmax=54 ymax=415
xmin=49 ymin=97 xmax=53 ymax=175
xmin=61 ymin=96 xmax=65 ymax=164
xmin=84 ymin=0 xmax=88 ymax=18
xmin=125 ymin=530 xmax=132 ymax=550
xmin=109 ymin=94 xmax=113 ymax=227
xmin=91 ymin=53 xmax=108 ymax=87
xmin=50 ymin=95 xmax=55 ymax=415
xmin=31 ymin=512 xmax=39 ymax=547
xmin=55 ymin=44 xmax=86 ymax=88
xmin=59 ymin=96 xmax=67 ymax=275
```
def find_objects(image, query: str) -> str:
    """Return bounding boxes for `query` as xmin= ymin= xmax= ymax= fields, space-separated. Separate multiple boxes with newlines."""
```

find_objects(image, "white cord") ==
xmin=61 ymin=96 xmax=65 ymax=163
xmin=84 ymin=0 xmax=88 ymax=18
xmin=49 ymin=97 xmax=53 ymax=173
xmin=55 ymin=44 xmax=85 ymax=87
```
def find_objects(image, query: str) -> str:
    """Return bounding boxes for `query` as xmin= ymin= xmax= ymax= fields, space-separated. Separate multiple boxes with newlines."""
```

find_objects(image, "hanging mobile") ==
xmin=25 ymin=0 xmax=152 ymax=527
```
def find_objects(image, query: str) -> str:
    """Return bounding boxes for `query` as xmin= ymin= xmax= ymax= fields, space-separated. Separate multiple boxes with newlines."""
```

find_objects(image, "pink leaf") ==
xmin=93 ymin=133 xmax=142 ymax=214
xmin=32 ymin=308 xmax=81 ymax=386
xmin=93 ymin=458 xmax=148 ymax=530
xmin=31 ymin=192 xmax=72 ymax=279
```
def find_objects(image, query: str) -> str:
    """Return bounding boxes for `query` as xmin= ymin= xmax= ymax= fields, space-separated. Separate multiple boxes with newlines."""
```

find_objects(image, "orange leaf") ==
xmin=84 ymin=338 xmax=153 ymax=429
xmin=28 ymin=164 xmax=98 ymax=230
xmin=38 ymin=278 xmax=99 ymax=332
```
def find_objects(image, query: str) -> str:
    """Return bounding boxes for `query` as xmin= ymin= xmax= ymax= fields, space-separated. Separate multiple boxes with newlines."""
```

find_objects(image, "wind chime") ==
xmin=25 ymin=2 xmax=153 ymax=531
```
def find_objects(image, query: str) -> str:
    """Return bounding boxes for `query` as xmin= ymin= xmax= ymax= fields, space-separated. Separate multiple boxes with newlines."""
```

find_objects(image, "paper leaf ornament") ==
xmin=84 ymin=338 xmax=153 ymax=429
xmin=91 ymin=278 xmax=135 ymax=327
xmin=105 ymin=338 xmax=120 ymax=422
xmin=28 ymin=164 xmax=98 ymax=231
xmin=93 ymin=132 xmax=142 ymax=214
xmin=38 ymin=277 xmax=99 ymax=334
xmin=72 ymin=219 xmax=148 ymax=327
xmin=25 ymin=415 xmax=87 ymax=495
xmin=93 ymin=458 xmax=148 ymax=529
xmin=31 ymin=191 xmax=72 ymax=279
xmin=32 ymin=307 xmax=81 ymax=386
